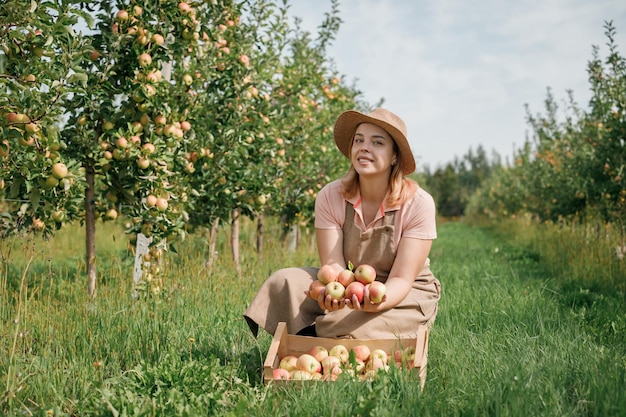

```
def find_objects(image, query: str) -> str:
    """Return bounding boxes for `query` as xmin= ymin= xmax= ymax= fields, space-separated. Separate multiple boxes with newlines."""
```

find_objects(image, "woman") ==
xmin=244 ymin=108 xmax=440 ymax=339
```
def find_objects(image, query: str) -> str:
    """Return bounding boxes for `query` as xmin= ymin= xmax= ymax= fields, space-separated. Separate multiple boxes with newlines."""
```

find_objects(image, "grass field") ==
xmin=1 ymin=218 xmax=625 ymax=416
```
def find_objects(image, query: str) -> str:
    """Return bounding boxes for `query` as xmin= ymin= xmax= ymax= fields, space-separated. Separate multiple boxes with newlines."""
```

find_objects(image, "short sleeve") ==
xmin=400 ymin=188 xmax=437 ymax=240
xmin=314 ymin=180 xmax=345 ymax=230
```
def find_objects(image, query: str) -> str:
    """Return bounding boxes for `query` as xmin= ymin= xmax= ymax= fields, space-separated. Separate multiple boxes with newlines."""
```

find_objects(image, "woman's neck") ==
xmin=359 ymin=175 xmax=389 ymax=205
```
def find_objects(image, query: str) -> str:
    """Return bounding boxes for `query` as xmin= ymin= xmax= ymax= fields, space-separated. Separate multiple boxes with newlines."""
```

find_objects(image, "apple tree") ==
xmin=0 ymin=1 xmax=91 ymax=238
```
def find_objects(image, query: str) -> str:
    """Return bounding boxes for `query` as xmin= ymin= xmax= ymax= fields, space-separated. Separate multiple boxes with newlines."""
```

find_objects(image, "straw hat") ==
xmin=333 ymin=108 xmax=415 ymax=175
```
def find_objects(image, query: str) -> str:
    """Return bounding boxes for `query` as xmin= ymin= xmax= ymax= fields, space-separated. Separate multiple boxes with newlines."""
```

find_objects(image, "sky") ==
xmin=286 ymin=0 xmax=626 ymax=169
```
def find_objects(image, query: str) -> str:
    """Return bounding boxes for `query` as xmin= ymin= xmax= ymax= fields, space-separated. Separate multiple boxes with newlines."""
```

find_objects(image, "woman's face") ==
xmin=350 ymin=123 xmax=397 ymax=177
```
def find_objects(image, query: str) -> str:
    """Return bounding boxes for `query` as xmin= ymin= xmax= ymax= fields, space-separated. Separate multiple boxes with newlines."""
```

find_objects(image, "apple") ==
xmin=178 ymin=1 xmax=192 ymax=14
xmin=367 ymin=281 xmax=387 ymax=304
xmin=395 ymin=346 xmax=416 ymax=367
xmin=367 ymin=357 xmax=389 ymax=373
xmin=146 ymin=195 xmax=158 ymax=208
xmin=370 ymin=348 xmax=388 ymax=364
xmin=115 ymin=9 xmax=129 ymax=21
xmin=345 ymin=281 xmax=365 ymax=304
xmin=308 ymin=280 xmax=325 ymax=300
xmin=290 ymin=370 xmax=312 ymax=381
xmin=51 ymin=210 xmax=65 ymax=223
xmin=320 ymin=355 xmax=342 ymax=376
xmin=24 ymin=122 xmax=39 ymax=134
xmin=32 ymin=218 xmax=45 ymax=231
xmin=325 ymin=282 xmax=345 ymax=300
xmin=238 ymin=54 xmax=250 ymax=67
xmin=316 ymin=264 xmax=337 ymax=285
xmin=351 ymin=345 xmax=371 ymax=362
xmin=308 ymin=345 xmax=328 ymax=362
xmin=137 ymin=157 xmax=150 ymax=169
xmin=272 ymin=368 xmax=290 ymax=380
xmin=328 ymin=344 xmax=349 ymax=363
xmin=154 ymin=115 xmax=166 ymax=126
xmin=337 ymin=268 xmax=355 ymax=287
xmin=151 ymin=34 xmax=165 ymax=45
xmin=155 ymin=198 xmax=168 ymax=212
xmin=296 ymin=354 xmax=321 ymax=374
xmin=44 ymin=175 xmax=59 ymax=189
xmin=142 ymin=143 xmax=156 ymax=154
xmin=278 ymin=355 xmax=298 ymax=372
xmin=19 ymin=135 xmax=35 ymax=146
xmin=354 ymin=264 xmax=376 ymax=285
xmin=51 ymin=162 xmax=68 ymax=179
xmin=105 ymin=208 xmax=118 ymax=220
xmin=138 ymin=53 xmax=152 ymax=67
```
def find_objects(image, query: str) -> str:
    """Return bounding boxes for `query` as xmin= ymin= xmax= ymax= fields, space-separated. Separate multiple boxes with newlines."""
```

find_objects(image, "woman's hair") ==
xmin=340 ymin=132 xmax=418 ymax=206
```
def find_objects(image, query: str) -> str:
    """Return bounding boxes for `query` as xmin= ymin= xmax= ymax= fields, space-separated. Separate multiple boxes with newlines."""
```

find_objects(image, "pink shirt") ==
xmin=314 ymin=179 xmax=437 ymax=250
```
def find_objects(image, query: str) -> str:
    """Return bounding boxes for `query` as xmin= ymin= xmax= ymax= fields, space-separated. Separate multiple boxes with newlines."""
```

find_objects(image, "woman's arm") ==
xmin=346 ymin=237 xmax=432 ymax=312
xmin=314 ymin=228 xmax=348 ymax=311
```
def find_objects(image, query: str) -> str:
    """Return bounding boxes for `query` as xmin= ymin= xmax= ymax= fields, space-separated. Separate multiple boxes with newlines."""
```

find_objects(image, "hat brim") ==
xmin=333 ymin=110 xmax=415 ymax=175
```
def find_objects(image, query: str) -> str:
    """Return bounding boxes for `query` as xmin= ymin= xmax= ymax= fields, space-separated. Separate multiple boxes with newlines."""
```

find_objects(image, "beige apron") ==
xmin=243 ymin=203 xmax=440 ymax=339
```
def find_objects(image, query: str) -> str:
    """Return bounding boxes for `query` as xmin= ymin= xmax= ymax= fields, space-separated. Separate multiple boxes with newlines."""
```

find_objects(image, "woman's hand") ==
xmin=344 ymin=286 xmax=387 ymax=312
xmin=317 ymin=288 xmax=345 ymax=312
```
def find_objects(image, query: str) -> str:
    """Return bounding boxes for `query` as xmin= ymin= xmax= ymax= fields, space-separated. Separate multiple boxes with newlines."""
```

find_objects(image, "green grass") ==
xmin=1 ymin=218 xmax=625 ymax=416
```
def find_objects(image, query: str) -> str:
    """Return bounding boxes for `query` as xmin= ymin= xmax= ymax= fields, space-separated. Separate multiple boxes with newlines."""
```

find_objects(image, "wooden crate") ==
xmin=263 ymin=322 xmax=429 ymax=389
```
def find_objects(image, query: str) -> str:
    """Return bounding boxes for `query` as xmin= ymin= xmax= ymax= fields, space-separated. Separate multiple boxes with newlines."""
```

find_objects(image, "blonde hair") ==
xmin=340 ymin=138 xmax=418 ymax=206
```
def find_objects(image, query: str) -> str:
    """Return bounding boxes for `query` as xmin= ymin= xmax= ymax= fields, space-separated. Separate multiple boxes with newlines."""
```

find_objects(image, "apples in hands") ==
xmin=354 ymin=264 xmax=376 ymax=285
xmin=317 ymin=264 xmax=338 ymax=285
xmin=337 ymin=268 xmax=355 ymax=287
xmin=325 ymin=282 xmax=345 ymax=300
xmin=367 ymin=281 xmax=387 ymax=304
xmin=308 ymin=280 xmax=326 ymax=300
xmin=345 ymin=281 xmax=366 ymax=304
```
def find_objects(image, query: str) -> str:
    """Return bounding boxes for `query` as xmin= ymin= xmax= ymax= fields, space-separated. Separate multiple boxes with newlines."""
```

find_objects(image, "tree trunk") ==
xmin=286 ymin=223 xmax=299 ymax=253
xmin=231 ymin=209 xmax=240 ymax=273
xmin=206 ymin=217 xmax=220 ymax=269
xmin=257 ymin=213 xmax=263 ymax=260
xmin=85 ymin=163 xmax=97 ymax=297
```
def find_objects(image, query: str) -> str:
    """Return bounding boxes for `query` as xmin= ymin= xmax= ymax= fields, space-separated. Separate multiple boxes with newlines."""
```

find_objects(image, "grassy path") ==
xmin=1 ymin=220 xmax=624 ymax=416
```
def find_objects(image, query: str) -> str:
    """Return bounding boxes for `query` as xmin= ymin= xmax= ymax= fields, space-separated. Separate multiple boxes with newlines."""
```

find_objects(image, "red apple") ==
xmin=296 ymin=354 xmax=321 ymax=374
xmin=337 ymin=268 xmax=355 ymax=287
xmin=278 ymin=355 xmax=298 ymax=372
xmin=308 ymin=280 xmax=325 ymax=300
xmin=345 ymin=281 xmax=365 ymax=304
xmin=317 ymin=264 xmax=337 ymax=285
xmin=351 ymin=344 xmax=371 ymax=362
xmin=367 ymin=281 xmax=387 ymax=304
xmin=272 ymin=368 xmax=290 ymax=380
xmin=115 ymin=9 xmax=129 ymax=21
xmin=321 ymin=355 xmax=342 ymax=376
xmin=354 ymin=264 xmax=376 ymax=284
xmin=308 ymin=345 xmax=328 ymax=362
xmin=325 ymin=282 xmax=345 ymax=300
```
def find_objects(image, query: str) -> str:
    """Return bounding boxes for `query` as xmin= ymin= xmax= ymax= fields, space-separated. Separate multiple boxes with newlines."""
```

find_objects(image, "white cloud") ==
xmin=287 ymin=0 xmax=626 ymax=167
